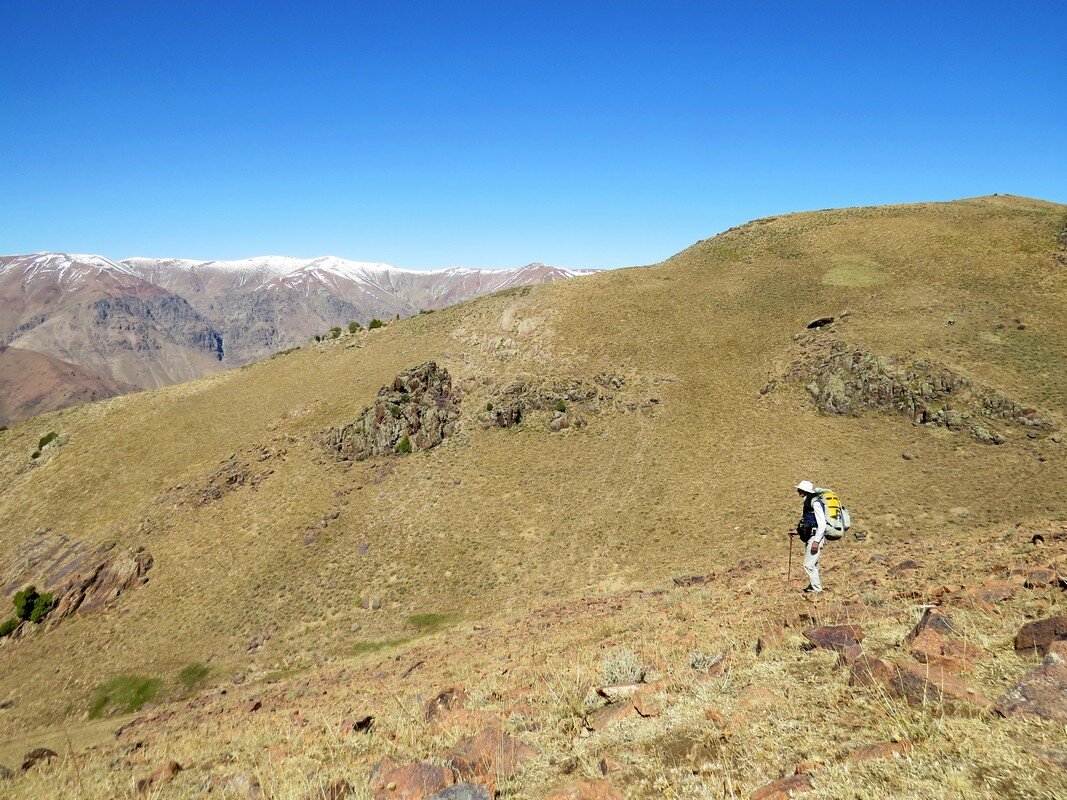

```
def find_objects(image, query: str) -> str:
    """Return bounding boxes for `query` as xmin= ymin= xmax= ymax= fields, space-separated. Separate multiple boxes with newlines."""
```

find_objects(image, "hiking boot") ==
xmin=802 ymin=587 xmax=823 ymax=595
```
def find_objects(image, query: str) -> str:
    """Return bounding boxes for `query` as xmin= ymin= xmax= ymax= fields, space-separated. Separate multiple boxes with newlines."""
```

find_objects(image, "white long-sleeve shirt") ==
xmin=811 ymin=497 xmax=828 ymax=544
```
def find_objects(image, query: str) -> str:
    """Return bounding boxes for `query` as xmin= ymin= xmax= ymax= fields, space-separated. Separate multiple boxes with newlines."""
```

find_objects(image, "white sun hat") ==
xmin=795 ymin=480 xmax=815 ymax=493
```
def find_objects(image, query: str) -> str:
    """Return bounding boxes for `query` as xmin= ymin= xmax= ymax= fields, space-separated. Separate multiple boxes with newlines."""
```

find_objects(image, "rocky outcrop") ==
xmin=2 ymin=531 xmax=152 ymax=629
xmin=325 ymin=363 xmax=461 ymax=461
xmin=785 ymin=333 xmax=1056 ymax=442
xmin=1014 ymin=615 xmax=1067 ymax=656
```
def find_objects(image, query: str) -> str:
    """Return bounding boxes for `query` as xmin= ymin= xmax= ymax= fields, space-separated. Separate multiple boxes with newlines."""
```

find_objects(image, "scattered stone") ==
xmin=888 ymin=560 xmax=922 ymax=576
xmin=1023 ymin=568 xmax=1057 ymax=588
xmin=901 ymin=452 xmax=914 ymax=460
xmin=586 ymin=701 xmax=639 ymax=730
xmin=544 ymin=780 xmax=625 ymax=800
xmin=369 ymin=759 xmax=454 ymax=800
xmin=837 ymin=644 xmax=864 ymax=666
xmin=948 ymin=507 xmax=971 ymax=519
xmin=673 ymin=574 xmax=710 ymax=587
xmin=224 ymin=772 xmax=264 ymax=798
xmin=301 ymin=779 xmax=355 ymax=800
xmin=339 ymin=714 xmax=374 ymax=735
xmin=903 ymin=607 xmax=958 ymax=643
xmin=446 ymin=726 xmax=536 ymax=781
xmin=361 ymin=597 xmax=382 ymax=611
xmin=596 ymin=683 xmax=643 ymax=700
xmin=1014 ymin=615 xmax=1067 ymax=655
xmin=996 ymin=641 xmax=1067 ymax=723
xmin=751 ymin=774 xmax=813 ymax=800
xmin=20 ymin=747 xmax=57 ymax=771
xmin=424 ymin=688 xmax=470 ymax=726
xmin=806 ymin=316 xmax=835 ymax=329
xmin=848 ymin=742 xmax=909 ymax=763
xmin=426 ymin=784 xmax=491 ymax=800
xmin=802 ymin=624 xmax=864 ymax=653
xmin=976 ymin=581 xmax=1016 ymax=603
xmin=908 ymin=628 xmax=978 ymax=673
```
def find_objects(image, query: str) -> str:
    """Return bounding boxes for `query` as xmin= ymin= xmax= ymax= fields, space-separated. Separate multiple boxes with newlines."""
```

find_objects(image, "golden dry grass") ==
xmin=0 ymin=194 xmax=1064 ymax=796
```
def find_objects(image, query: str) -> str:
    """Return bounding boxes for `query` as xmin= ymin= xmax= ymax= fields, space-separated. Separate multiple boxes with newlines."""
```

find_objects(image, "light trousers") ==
xmin=803 ymin=537 xmax=823 ymax=592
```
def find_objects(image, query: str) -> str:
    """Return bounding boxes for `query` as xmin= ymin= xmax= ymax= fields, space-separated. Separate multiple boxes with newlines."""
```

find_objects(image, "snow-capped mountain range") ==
xmin=0 ymin=252 xmax=596 ymax=424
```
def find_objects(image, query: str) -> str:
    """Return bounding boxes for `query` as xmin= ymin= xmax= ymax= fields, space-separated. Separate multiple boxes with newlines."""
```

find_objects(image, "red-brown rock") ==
xmin=903 ymin=607 xmax=958 ymax=644
xmin=802 ymin=625 xmax=864 ymax=653
xmin=1014 ymin=615 xmax=1067 ymax=655
xmin=996 ymin=640 xmax=1067 ymax=723
xmin=750 ymin=774 xmax=813 ymax=799
xmin=20 ymin=747 xmax=57 ymax=771
xmin=369 ymin=759 xmax=454 ymax=800
xmin=977 ymin=581 xmax=1016 ymax=603
xmin=1023 ymin=568 xmax=1056 ymax=589
xmin=446 ymin=726 xmax=535 ymax=782
xmin=848 ymin=742 xmax=909 ymax=763
xmin=850 ymin=655 xmax=990 ymax=708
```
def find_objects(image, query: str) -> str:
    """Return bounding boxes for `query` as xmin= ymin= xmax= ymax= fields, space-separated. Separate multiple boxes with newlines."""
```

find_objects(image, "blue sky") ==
xmin=1 ymin=2 xmax=1064 ymax=269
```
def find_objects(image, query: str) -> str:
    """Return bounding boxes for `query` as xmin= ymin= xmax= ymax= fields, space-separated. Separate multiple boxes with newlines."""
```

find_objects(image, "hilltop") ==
xmin=0 ymin=194 xmax=1063 ymax=798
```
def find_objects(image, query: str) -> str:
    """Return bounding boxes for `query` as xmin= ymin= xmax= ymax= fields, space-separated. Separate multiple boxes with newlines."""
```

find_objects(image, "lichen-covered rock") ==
xmin=325 ymin=362 xmax=461 ymax=461
xmin=789 ymin=334 xmax=1055 ymax=439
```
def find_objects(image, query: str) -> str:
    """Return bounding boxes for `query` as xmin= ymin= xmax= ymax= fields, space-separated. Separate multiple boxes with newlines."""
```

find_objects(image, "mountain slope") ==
xmin=0 ymin=253 xmax=595 ymax=423
xmin=0 ymin=195 xmax=1063 ymax=797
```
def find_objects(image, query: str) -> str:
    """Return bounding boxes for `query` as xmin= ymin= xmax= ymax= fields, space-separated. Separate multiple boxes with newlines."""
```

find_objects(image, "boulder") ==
xmin=446 ymin=726 xmax=535 ymax=782
xmin=751 ymin=774 xmax=813 ymax=799
xmin=849 ymin=655 xmax=990 ymax=708
xmin=903 ymin=607 xmax=958 ymax=643
xmin=908 ymin=628 xmax=979 ymax=673
xmin=977 ymin=581 xmax=1016 ymax=603
xmin=1023 ymin=568 xmax=1057 ymax=589
xmin=802 ymin=625 xmax=864 ymax=653
xmin=425 ymin=688 xmax=469 ymax=723
xmin=369 ymin=759 xmax=454 ymax=800
xmin=996 ymin=640 xmax=1067 ymax=723
xmin=1014 ymin=615 xmax=1067 ymax=655
xmin=21 ymin=747 xmax=57 ymax=771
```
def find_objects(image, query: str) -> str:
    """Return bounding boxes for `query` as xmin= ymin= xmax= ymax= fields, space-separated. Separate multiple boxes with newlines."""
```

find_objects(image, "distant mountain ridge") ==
xmin=0 ymin=252 xmax=596 ymax=424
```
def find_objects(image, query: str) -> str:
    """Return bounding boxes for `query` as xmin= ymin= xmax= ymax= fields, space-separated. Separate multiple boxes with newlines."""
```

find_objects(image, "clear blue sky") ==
xmin=1 ymin=2 xmax=1064 ymax=269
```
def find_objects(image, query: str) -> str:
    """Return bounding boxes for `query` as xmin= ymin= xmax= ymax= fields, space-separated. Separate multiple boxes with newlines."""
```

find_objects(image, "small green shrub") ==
xmin=554 ymin=400 xmax=568 ymax=413
xmin=28 ymin=593 xmax=55 ymax=624
xmin=0 ymin=617 xmax=19 ymax=637
xmin=394 ymin=434 xmax=412 ymax=454
xmin=368 ymin=318 xmax=384 ymax=329
xmin=329 ymin=326 xmax=342 ymax=339
xmin=353 ymin=638 xmax=409 ymax=656
xmin=178 ymin=662 xmax=210 ymax=689
xmin=485 ymin=402 xmax=494 ymax=411
xmin=0 ymin=426 xmax=8 ymax=433
xmin=30 ymin=450 xmax=41 ymax=459
xmin=89 ymin=675 xmax=162 ymax=718
xmin=37 ymin=432 xmax=58 ymax=450
xmin=348 ymin=321 xmax=362 ymax=333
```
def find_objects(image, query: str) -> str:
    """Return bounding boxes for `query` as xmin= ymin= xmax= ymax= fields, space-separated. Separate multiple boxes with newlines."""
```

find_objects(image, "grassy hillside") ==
xmin=0 ymin=195 xmax=1063 ymax=798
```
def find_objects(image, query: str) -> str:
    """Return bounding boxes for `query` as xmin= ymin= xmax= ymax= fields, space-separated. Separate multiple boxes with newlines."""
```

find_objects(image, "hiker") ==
xmin=791 ymin=480 xmax=827 ymax=594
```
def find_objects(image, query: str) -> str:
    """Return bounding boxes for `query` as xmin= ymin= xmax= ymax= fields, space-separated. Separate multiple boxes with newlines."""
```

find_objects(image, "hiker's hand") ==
xmin=787 ymin=530 xmax=797 ymax=537
xmin=811 ymin=541 xmax=820 ymax=554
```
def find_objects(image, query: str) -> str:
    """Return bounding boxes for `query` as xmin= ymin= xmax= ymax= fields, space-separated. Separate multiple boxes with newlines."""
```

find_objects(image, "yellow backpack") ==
xmin=815 ymin=488 xmax=850 ymax=540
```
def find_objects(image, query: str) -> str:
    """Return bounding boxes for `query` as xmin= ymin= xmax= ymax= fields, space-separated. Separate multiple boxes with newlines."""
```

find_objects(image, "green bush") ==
xmin=485 ymin=402 xmax=494 ymax=411
xmin=0 ymin=426 xmax=8 ymax=433
xmin=0 ymin=617 xmax=19 ymax=637
xmin=554 ymin=400 xmax=568 ymax=413
xmin=407 ymin=612 xmax=458 ymax=634
xmin=37 ymin=432 xmax=58 ymax=450
xmin=329 ymin=326 xmax=342 ymax=339
xmin=29 ymin=593 xmax=55 ymax=624
xmin=368 ymin=318 xmax=384 ymax=329
xmin=13 ymin=586 xmax=38 ymax=620
xmin=348 ymin=321 xmax=362 ymax=333
xmin=394 ymin=434 xmax=412 ymax=454
xmin=178 ymin=662 xmax=209 ymax=689
xmin=89 ymin=675 xmax=162 ymax=718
